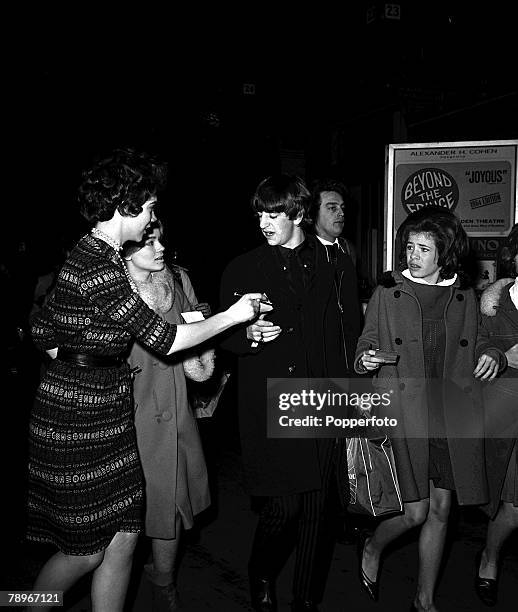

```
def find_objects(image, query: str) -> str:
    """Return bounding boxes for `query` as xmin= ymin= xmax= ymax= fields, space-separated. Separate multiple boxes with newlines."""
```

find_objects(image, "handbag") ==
xmin=346 ymin=436 xmax=403 ymax=517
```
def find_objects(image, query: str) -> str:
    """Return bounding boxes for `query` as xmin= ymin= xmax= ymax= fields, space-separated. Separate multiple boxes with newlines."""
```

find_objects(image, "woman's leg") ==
xmin=90 ymin=531 xmax=139 ymax=612
xmin=479 ymin=501 xmax=518 ymax=579
xmin=149 ymin=511 xmax=184 ymax=583
xmin=28 ymin=549 xmax=104 ymax=611
xmin=362 ymin=498 xmax=429 ymax=582
xmin=413 ymin=482 xmax=451 ymax=611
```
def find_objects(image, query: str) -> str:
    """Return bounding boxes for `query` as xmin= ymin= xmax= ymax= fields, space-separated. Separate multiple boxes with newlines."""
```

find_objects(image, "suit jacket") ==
xmin=219 ymin=234 xmax=361 ymax=496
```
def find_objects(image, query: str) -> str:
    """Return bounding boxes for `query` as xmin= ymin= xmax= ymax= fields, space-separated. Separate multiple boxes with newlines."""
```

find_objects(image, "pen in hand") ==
xmin=233 ymin=292 xmax=273 ymax=306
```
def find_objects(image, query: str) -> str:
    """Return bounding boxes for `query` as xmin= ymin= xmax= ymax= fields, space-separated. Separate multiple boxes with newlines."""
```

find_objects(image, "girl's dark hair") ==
xmin=397 ymin=206 xmax=469 ymax=279
xmin=251 ymin=174 xmax=310 ymax=220
xmin=499 ymin=222 xmax=518 ymax=278
xmin=78 ymin=147 xmax=168 ymax=224
xmin=121 ymin=220 xmax=163 ymax=260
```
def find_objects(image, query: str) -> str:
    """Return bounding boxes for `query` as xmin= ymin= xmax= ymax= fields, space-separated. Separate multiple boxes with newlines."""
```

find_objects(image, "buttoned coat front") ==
xmin=220 ymin=235 xmax=361 ymax=497
xmin=355 ymin=271 xmax=503 ymax=505
xmin=128 ymin=270 xmax=210 ymax=539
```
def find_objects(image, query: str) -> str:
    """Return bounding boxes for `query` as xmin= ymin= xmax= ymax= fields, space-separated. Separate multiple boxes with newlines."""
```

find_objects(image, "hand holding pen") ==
xmin=235 ymin=292 xmax=282 ymax=347
xmin=234 ymin=292 xmax=273 ymax=308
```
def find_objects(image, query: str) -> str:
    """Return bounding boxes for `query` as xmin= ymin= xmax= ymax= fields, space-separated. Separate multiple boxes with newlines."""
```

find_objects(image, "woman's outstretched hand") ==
xmin=226 ymin=293 xmax=273 ymax=324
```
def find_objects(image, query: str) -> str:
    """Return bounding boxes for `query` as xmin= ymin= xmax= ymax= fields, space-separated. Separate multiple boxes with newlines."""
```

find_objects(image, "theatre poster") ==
xmin=384 ymin=140 xmax=518 ymax=291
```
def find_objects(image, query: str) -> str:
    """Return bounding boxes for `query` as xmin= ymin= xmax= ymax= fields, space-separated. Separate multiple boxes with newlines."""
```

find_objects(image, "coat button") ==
xmin=394 ymin=291 xmax=401 ymax=298
xmin=287 ymin=327 xmax=294 ymax=333
xmin=399 ymin=382 xmax=405 ymax=390
xmin=288 ymin=365 xmax=296 ymax=374
xmin=395 ymin=338 xmax=402 ymax=345
xmin=460 ymin=339 xmax=468 ymax=347
xmin=463 ymin=385 xmax=472 ymax=393
xmin=456 ymin=294 xmax=464 ymax=301
xmin=161 ymin=411 xmax=173 ymax=421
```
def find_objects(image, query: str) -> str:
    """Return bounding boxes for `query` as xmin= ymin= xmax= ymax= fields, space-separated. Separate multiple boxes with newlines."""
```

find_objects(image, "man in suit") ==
xmin=307 ymin=178 xmax=357 ymax=268
xmin=219 ymin=174 xmax=361 ymax=612
xmin=307 ymin=178 xmax=363 ymax=546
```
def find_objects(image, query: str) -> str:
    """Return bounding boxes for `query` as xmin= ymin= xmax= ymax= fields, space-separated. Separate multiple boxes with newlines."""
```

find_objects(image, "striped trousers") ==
xmin=248 ymin=438 xmax=343 ymax=602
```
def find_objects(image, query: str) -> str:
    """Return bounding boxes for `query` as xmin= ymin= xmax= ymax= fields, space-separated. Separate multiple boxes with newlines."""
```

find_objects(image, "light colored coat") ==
xmin=128 ymin=269 xmax=210 ymax=539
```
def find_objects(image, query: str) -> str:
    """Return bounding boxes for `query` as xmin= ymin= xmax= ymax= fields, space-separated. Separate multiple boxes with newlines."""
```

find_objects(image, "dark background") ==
xmin=6 ymin=1 xmax=517 ymax=309
xmin=1 ymin=3 xmax=517 ymax=606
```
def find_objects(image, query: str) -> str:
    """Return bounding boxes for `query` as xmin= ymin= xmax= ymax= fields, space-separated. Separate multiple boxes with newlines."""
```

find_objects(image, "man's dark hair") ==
xmin=307 ymin=178 xmax=351 ymax=225
xmin=397 ymin=206 xmax=469 ymax=279
xmin=251 ymin=174 xmax=310 ymax=220
xmin=78 ymin=147 xmax=168 ymax=224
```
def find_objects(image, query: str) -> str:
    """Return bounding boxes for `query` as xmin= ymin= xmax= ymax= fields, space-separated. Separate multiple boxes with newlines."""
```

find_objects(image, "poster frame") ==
xmin=384 ymin=139 xmax=518 ymax=270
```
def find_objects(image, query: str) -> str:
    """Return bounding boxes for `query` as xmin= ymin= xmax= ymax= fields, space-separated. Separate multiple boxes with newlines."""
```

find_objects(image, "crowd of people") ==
xmin=12 ymin=147 xmax=517 ymax=612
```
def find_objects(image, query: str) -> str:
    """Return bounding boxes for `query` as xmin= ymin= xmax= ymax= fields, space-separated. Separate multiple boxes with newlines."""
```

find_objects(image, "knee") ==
xmin=429 ymin=496 xmax=451 ymax=524
xmin=403 ymin=504 xmax=428 ymax=528
xmin=501 ymin=502 xmax=518 ymax=529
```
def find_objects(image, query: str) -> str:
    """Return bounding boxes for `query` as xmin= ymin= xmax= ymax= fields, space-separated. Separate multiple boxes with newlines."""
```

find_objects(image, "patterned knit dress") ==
xmin=28 ymin=234 xmax=176 ymax=555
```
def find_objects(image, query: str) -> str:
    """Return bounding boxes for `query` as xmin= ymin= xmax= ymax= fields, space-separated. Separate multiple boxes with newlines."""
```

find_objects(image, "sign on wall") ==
xmin=384 ymin=140 xmax=518 ymax=289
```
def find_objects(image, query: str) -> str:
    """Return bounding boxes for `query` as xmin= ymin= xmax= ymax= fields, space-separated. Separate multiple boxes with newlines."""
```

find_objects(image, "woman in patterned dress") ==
xmin=27 ymin=148 xmax=267 ymax=612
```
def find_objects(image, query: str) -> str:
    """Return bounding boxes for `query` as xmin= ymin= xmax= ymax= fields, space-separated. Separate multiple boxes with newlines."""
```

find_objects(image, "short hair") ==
xmin=78 ymin=147 xmax=168 ymax=224
xmin=122 ymin=220 xmax=163 ymax=260
xmin=251 ymin=174 xmax=309 ymax=220
xmin=499 ymin=222 xmax=518 ymax=277
xmin=397 ymin=206 xmax=469 ymax=279
xmin=307 ymin=178 xmax=351 ymax=224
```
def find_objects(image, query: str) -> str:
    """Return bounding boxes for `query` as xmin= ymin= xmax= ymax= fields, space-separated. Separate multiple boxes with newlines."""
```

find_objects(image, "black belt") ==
xmin=58 ymin=351 xmax=125 ymax=368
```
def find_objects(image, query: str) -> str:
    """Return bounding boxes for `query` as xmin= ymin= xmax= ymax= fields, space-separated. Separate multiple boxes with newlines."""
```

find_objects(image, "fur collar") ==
xmin=133 ymin=267 xmax=175 ymax=314
xmin=480 ymin=278 xmax=514 ymax=316
xmin=378 ymin=270 xmax=472 ymax=290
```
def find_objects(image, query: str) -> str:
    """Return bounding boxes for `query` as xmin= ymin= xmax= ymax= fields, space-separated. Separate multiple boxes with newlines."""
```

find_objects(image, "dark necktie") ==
xmin=325 ymin=243 xmax=339 ymax=265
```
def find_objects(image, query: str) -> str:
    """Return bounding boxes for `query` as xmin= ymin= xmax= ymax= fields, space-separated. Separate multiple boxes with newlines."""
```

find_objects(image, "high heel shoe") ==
xmin=475 ymin=549 xmax=498 ymax=607
xmin=357 ymin=530 xmax=379 ymax=602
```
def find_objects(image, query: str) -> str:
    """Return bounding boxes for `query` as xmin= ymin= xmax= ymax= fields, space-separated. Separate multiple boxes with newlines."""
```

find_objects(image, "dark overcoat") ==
xmin=219 ymin=235 xmax=361 ymax=496
xmin=480 ymin=279 xmax=518 ymax=517
xmin=355 ymin=271 xmax=505 ymax=505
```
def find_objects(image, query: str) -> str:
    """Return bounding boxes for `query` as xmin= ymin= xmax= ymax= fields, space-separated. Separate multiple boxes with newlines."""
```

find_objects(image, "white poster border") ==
xmin=384 ymin=139 xmax=518 ymax=270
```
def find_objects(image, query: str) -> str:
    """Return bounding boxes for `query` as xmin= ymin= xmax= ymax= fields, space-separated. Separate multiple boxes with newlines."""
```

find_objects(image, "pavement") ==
xmin=2 ymin=374 xmax=517 ymax=611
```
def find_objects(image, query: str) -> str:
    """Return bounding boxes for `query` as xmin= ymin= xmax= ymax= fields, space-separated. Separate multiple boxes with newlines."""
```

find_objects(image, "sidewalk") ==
xmin=3 ymin=385 xmax=517 ymax=611
xmin=69 ymin=445 xmax=518 ymax=611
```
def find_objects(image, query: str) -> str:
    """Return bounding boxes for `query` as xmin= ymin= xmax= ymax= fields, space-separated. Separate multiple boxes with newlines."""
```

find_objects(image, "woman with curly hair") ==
xmin=27 ymin=147 xmax=267 ymax=612
xmin=354 ymin=207 xmax=504 ymax=611
xmin=475 ymin=223 xmax=518 ymax=607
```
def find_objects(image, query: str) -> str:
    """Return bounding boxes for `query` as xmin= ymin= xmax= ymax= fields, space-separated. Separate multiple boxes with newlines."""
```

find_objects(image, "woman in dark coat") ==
xmin=354 ymin=208 xmax=504 ymax=612
xmin=475 ymin=223 xmax=518 ymax=607
xmin=27 ymin=147 xmax=265 ymax=612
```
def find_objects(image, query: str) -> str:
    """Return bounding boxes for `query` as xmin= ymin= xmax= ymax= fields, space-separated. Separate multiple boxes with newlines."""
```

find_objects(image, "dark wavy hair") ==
xmin=499 ymin=222 xmax=518 ymax=277
xmin=307 ymin=178 xmax=351 ymax=225
xmin=397 ymin=206 xmax=469 ymax=279
xmin=250 ymin=174 xmax=310 ymax=220
xmin=121 ymin=220 xmax=164 ymax=260
xmin=78 ymin=147 xmax=168 ymax=224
